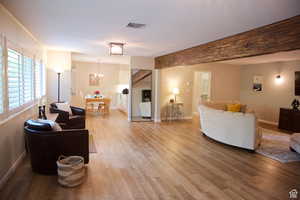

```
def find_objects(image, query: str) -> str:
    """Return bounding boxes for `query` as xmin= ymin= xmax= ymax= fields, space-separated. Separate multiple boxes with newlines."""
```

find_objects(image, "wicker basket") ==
xmin=57 ymin=155 xmax=85 ymax=187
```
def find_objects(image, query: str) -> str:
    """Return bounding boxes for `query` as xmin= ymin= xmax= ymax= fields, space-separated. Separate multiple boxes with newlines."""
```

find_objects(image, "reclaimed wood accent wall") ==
xmin=155 ymin=15 xmax=300 ymax=69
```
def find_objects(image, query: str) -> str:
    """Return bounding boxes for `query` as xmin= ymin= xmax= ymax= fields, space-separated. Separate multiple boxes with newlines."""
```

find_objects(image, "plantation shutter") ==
xmin=7 ymin=48 xmax=22 ymax=110
xmin=23 ymin=56 xmax=34 ymax=103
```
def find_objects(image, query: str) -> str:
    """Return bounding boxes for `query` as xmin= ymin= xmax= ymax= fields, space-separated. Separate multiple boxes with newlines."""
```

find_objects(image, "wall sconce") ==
xmin=275 ymin=75 xmax=284 ymax=85
xmin=172 ymin=88 xmax=180 ymax=102
xmin=109 ymin=42 xmax=124 ymax=55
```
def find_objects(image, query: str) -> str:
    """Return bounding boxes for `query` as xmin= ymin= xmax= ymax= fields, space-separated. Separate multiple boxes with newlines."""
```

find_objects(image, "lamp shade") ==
xmin=54 ymin=68 xmax=64 ymax=73
xmin=172 ymin=88 xmax=179 ymax=95
xmin=275 ymin=75 xmax=284 ymax=84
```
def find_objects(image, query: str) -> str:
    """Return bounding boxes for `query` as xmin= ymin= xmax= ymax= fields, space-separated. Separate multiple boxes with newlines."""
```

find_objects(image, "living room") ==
xmin=0 ymin=0 xmax=300 ymax=200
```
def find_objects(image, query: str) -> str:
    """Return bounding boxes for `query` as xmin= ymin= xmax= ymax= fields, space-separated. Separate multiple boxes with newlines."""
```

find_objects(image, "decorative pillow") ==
xmin=227 ymin=104 xmax=242 ymax=112
xmin=36 ymin=119 xmax=62 ymax=131
xmin=56 ymin=102 xmax=72 ymax=114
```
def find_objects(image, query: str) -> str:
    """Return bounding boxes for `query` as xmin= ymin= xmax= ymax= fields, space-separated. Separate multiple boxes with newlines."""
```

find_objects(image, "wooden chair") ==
xmin=98 ymin=98 xmax=111 ymax=114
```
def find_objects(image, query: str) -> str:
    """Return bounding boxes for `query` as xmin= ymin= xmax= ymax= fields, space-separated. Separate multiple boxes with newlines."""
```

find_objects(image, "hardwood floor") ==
xmin=1 ymin=110 xmax=300 ymax=200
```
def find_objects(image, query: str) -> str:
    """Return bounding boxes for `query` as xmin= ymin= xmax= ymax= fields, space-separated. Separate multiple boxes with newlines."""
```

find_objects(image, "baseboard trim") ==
xmin=161 ymin=116 xmax=192 ymax=121
xmin=0 ymin=151 xmax=26 ymax=190
xmin=258 ymin=119 xmax=278 ymax=126
xmin=154 ymin=118 xmax=161 ymax=123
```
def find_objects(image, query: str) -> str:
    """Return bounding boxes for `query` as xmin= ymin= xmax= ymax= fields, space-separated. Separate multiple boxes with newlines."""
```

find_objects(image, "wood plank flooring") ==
xmin=1 ymin=110 xmax=300 ymax=200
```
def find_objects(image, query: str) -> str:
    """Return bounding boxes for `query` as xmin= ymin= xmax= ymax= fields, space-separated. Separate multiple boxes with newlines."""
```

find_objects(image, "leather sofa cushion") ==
xmin=26 ymin=120 xmax=52 ymax=131
xmin=25 ymin=119 xmax=62 ymax=132
xmin=36 ymin=119 xmax=62 ymax=131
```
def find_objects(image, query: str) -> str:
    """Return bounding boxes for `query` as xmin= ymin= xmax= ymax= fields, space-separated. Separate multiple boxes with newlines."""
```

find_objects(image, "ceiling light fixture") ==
xmin=109 ymin=42 xmax=124 ymax=56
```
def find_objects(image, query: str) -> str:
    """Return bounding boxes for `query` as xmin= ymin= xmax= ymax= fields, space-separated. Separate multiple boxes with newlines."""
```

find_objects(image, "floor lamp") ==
xmin=55 ymin=69 xmax=63 ymax=103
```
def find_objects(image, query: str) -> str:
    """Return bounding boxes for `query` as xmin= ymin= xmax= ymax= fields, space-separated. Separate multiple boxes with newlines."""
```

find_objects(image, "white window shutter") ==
xmin=7 ymin=48 xmax=21 ymax=110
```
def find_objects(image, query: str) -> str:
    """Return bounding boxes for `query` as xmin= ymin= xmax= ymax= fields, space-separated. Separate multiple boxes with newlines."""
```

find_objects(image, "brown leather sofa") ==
xmin=49 ymin=103 xmax=86 ymax=129
xmin=24 ymin=120 xmax=89 ymax=175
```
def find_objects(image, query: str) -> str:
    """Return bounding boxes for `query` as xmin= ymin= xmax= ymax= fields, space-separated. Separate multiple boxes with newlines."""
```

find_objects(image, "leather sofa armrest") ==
xmin=60 ymin=129 xmax=89 ymax=163
xmin=70 ymin=106 xmax=85 ymax=116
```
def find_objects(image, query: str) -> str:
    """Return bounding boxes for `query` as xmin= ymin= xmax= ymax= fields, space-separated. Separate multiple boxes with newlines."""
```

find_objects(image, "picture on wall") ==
xmin=89 ymin=74 xmax=100 ymax=86
xmin=253 ymin=75 xmax=263 ymax=92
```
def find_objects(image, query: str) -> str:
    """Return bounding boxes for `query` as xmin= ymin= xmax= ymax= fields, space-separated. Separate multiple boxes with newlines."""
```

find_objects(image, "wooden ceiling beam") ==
xmin=155 ymin=15 xmax=300 ymax=69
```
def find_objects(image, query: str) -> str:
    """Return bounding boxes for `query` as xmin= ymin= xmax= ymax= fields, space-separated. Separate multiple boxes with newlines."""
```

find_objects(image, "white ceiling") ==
xmin=71 ymin=53 xmax=131 ymax=65
xmin=1 ymin=0 xmax=300 ymax=57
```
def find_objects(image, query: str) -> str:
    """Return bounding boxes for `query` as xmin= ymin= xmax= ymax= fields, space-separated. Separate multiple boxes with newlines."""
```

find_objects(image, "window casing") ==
xmin=7 ymin=48 xmax=22 ymax=110
xmin=0 ymin=45 xmax=3 ymax=114
xmin=0 ymin=36 xmax=45 ymax=120
xmin=35 ymin=60 xmax=41 ymax=98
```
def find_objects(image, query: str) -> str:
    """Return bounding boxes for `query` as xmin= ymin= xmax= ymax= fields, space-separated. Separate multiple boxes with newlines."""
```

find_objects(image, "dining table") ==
xmin=85 ymin=97 xmax=110 ymax=114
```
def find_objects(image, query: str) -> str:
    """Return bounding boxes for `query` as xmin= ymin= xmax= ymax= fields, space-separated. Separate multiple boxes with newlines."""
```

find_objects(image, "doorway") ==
xmin=131 ymin=69 xmax=153 ymax=122
xmin=192 ymin=71 xmax=212 ymax=114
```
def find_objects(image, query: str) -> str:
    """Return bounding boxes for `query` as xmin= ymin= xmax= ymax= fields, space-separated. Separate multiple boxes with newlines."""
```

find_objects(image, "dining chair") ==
xmin=98 ymin=98 xmax=111 ymax=114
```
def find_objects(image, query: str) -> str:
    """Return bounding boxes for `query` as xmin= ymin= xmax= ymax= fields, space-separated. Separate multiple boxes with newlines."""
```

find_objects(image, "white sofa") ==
xmin=198 ymin=103 xmax=261 ymax=150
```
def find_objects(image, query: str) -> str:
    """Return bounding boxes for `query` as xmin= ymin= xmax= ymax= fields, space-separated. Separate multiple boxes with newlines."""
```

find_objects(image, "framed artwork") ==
xmin=253 ymin=76 xmax=263 ymax=92
xmin=89 ymin=74 xmax=100 ymax=86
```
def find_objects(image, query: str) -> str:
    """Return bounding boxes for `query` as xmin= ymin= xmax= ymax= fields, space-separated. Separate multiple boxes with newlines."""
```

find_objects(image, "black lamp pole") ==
xmin=57 ymin=72 xmax=61 ymax=103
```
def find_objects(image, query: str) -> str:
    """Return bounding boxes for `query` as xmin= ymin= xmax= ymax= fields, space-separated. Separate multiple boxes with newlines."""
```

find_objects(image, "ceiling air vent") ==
xmin=126 ymin=22 xmax=146 ymax=29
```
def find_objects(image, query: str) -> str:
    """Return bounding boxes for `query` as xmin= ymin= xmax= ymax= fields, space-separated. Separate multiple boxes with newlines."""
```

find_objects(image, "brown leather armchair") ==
xmin=49 ymin=103 xmax=86 ymax=129
xmin=24 ymin=120 xmax=89 ymax=175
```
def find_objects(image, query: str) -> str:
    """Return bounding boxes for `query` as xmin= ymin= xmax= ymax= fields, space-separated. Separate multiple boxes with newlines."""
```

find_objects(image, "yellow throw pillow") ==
xmin=227 ymin=104 xmax=242 ymax=112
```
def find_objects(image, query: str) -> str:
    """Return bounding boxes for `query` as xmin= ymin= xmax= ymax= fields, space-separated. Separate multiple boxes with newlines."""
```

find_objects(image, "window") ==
xmin=0 ymin=45 xmax=3 ymax=114
xmin=7 ymin=48 xmax=22 ymax=110
xmin=35 ymin=60 xmax=46 ymax=98
xmin=0 ymin=36 xmax=45 ymax=117
xmin=23 ymin=56 xmax=34 ymax=103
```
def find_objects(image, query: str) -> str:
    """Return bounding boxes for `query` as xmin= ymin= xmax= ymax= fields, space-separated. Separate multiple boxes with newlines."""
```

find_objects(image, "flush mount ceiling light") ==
xmin=109 ymin=42 xmax=124 ymax=56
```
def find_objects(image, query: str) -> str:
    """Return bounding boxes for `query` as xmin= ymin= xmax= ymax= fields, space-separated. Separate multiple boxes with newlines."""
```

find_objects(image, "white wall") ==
xmin=0 ymin=4 xmax=44 ymax=188
xmin=130 ymin=56 xmax=154 ymax=70
xmin=160 ymin=63 xmax=241 ymax=119
xmin=240 ymin=60 xmax=300 ymax=123
xmin=46 ymin=50 xmax=71 ymax=104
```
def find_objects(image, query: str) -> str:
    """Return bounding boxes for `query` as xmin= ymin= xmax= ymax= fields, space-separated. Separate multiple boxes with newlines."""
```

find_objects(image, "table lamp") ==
xmin=172 ymin=88 xmax=179 ymax=102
